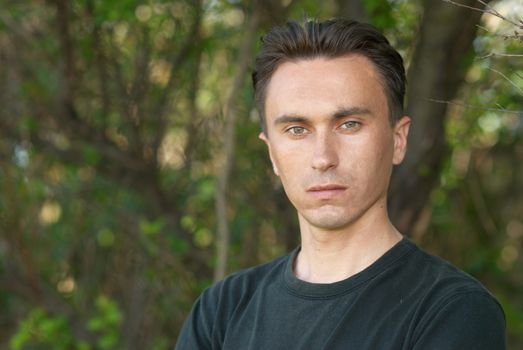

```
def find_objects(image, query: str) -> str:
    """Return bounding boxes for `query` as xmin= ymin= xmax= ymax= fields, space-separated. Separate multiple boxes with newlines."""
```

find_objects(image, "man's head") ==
xmin=252 ymin=18 xmax=406 ymax=134
xmin=253 ymin=19 xmax=410 ymax=232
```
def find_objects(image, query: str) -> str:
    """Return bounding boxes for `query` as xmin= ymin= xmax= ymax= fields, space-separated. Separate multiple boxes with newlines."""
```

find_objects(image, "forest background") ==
xmin=0 ymin=0 xmax=522 ymax=349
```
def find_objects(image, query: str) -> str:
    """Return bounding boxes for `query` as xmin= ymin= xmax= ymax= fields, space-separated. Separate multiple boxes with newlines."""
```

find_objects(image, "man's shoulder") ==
xmin=402 ymin=243 xmax=506 ymax=348
xmin=387 ymin=240 xmax=505 ymax=348
xmin=410 ymin=242 xmax=493 ymax=294
xmin=405 ymin=241 xmax=504 ymax=319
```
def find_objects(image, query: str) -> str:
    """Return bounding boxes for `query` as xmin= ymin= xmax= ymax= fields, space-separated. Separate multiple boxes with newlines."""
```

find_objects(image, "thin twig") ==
xmin=442 ymin=0 xmax=521 ymax=27
xmin=442 ymin=0 xmax=493 ymax=16
xmin=479 ymin=52 xmax=523 ymax=59
xmin=427 ymin=98 xmax=523 ymax=115
xmin=487 ymin=67 xmax=523 ymax=95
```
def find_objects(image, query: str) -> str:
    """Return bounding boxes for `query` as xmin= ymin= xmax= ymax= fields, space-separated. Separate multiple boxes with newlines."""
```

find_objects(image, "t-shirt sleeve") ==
xmin=175 ymin=288 xmax=217 ymax=350
xmin=411 ymin=291 xmax=506 ymax=350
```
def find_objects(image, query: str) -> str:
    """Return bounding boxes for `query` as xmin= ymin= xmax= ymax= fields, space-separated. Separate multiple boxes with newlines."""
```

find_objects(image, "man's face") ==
xmin=260 ymin=55 xmax=410 ymax=231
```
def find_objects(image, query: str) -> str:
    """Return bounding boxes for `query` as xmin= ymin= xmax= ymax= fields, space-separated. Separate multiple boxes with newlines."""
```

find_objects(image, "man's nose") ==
xmin=311 ymin=132 xmax=338 ymax=172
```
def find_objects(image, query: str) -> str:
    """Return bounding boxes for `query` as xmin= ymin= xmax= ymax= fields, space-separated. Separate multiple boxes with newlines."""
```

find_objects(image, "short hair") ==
xmin=252 ymin=18 xmax=406 ymax=133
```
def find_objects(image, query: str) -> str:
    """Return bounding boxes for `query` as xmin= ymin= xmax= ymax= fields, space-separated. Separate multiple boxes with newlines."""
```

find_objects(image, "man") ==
xmin=176 ymin=19 xmax=505 ymax=349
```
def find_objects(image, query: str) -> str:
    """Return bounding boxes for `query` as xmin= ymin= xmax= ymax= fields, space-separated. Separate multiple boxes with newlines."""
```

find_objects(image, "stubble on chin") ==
xmin=298 ymin=205 xmax=359 ymax=231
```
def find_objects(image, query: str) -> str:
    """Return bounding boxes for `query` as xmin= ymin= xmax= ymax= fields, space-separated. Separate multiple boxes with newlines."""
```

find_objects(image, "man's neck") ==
xmin=294 ymin=210 xmax=402 ymax=284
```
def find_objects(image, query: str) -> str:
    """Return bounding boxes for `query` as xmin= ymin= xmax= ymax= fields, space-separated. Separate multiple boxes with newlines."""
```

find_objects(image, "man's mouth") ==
xmin=306 ymin=184 xmax=347 ymax=199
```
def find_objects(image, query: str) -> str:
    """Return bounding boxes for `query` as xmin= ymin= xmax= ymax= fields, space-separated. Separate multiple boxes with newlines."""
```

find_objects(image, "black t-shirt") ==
xmin=176 ymin=238 xmax=505 ymax=349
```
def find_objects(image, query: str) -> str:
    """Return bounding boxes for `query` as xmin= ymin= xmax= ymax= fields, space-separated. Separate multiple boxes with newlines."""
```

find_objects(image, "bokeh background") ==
xmin=1 ymin=0 xmax=522 ymax=348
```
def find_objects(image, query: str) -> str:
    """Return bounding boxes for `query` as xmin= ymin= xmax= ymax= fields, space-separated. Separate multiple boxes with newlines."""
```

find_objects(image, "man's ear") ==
xmin=392 ymin=116 xmax=411 ymax=165
xmin=258 ymin=132 xmax=279 ymax=176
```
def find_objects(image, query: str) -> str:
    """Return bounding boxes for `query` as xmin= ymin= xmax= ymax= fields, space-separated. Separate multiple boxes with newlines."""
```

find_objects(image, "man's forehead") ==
xmin=272 ymin=54 xmax=379 ymax=80
xmin=266 ymin=55 xmax=381 ymax=98
xmin=264 ymin=55 xmax=385 ymax=121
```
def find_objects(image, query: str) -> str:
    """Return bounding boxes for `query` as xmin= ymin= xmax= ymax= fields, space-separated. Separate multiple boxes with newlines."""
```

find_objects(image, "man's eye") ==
xmin=340 ymin=121 xmax=361 ymax=129
xmin=287 ymin=126 xmax=307 ymax=135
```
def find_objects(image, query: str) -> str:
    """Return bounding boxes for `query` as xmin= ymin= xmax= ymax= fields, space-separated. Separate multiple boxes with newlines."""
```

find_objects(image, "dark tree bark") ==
xmin=389 ymin=0 xmax=490 ymax=235
xmin=336 ymin=0 xmax=368 ymax=22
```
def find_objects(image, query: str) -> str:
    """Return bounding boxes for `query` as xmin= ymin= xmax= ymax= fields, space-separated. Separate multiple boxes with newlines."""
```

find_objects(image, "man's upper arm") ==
xmin=175 ymin=288 xmax=217 ymax=350
xmin=411 ymin=291 xmax=506 ymax=349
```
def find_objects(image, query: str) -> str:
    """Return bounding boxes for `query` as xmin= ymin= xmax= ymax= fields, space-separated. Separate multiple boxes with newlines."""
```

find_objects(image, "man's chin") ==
xmin=299 ymin=209 xmax=357 ymax=231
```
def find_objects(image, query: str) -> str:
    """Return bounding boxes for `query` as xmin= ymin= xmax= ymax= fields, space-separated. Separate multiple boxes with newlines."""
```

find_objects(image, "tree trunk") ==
xmin=214 ymin=11 xmax=261 ymax=282
xmin=389 ymin=0 xmax=490 ymax=235
xmin=336 ymin=0 xmax=368 ymax=22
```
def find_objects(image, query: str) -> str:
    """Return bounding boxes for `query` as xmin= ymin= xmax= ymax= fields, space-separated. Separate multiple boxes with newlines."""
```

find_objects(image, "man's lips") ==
xmin=307 ymin=184 xmax=347 ymax=192
xmin=306 ymin=184 xmax=347 ymax=198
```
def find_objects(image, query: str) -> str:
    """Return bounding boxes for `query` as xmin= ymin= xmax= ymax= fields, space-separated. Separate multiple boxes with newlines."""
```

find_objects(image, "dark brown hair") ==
xmin=252 ymin=18 xmax=406 ymax=132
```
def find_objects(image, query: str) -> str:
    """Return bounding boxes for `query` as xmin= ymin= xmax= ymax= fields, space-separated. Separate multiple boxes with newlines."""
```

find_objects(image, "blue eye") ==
xmin=287 ymin=126 xmax=307 ymax=135
xmin=340 ymin=121 xmax=360 ymax=129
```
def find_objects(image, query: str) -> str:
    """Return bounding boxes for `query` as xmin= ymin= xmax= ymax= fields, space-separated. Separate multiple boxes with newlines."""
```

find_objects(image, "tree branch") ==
xmin=487 ymin=67 xmax=523 ymax=95
xmin=479 ymin=52 xmax=523 ymax=59
xmin=214 ymin=9 xmax=261 ymax=281
xmin=54 ymin=0 xmax=79 ymax=99
xmin=442 ymin=0 xmax=522 ymax=28
xmin=86 ymin=0 xmax=110 ymax=125
xmin=427 ymin=98 xmax=523 ymax=115
xmin=106 ymin=36 xmax=143 ymax=152
xmin=129 ymin=26 xmax=152 ymax=148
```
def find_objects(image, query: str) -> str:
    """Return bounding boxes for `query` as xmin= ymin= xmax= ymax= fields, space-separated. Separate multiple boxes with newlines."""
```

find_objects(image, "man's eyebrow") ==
xmin=332 ymin=106 xmax=372 ymax=119
xmin=273 ymin=114 xmax=309 ymax=126
xmin=273 ymin=107 xmax=372 ymax=126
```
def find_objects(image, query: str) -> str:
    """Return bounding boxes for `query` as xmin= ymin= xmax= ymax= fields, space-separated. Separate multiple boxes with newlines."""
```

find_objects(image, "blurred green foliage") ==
xmin=0 ymin=0 xmax=522 ymax=349
xmin=10 ymin=308 xmax=89 ymax=350
xmin=87 ymin=296 xmax=123 ymax=350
